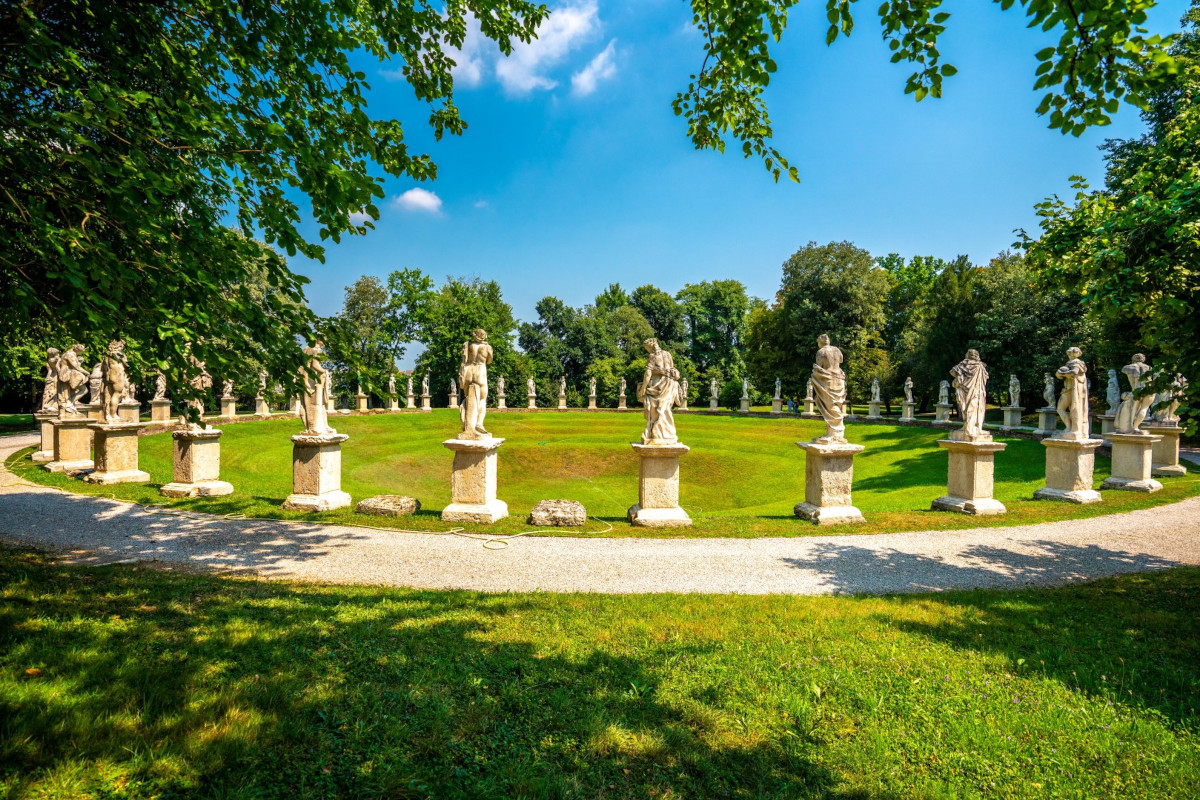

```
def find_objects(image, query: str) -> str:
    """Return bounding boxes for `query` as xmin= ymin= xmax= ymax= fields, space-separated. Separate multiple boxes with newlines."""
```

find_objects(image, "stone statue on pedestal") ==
xmin=1042 ymin=373 xmax=1056 ymax=407
xmin=589 ymin=376 xmax=597 ymax=395
xmin=1053 ymin=347 xmax=1090 ymax=439
xmin=153 ymin=371 xmax=168 ymax=401
xmin=621 ymin=376 xmax=628 ymax=395
xmin=299 ymin=340 xmax=335 ymax=436
xmin=222 ymin=380 xmax=234 ymax=399
xmin=1008 ymin=374 xmax=1020 ymax=408
xmin=258 ymin=371 xmax=268 ymax=399
xmin=422 ymin=373 xmax=430 ymax=395
xmin=938 ymin=380 xmax=950 ymax=406
xmin=950 ymin=349 xmax=989 ymax=440
xmin=774 ymin=378 xmax=782 ymax=400
xmin=41 ymin=348 xmax=60 ymax=412
xmin=407 ymin=376 xmax=413 ymax=396
xmin=527 ymin=376 xmax=536 ymax=395
xmin=1114 ymin=353 xmax=1154 ymax=433
xmin=55 ymin=344 xmax=89 ymax=416
xmin=637 ymin=338 xmax=681 ymax=445
xmin=870 ymin=378 xmax=881 ymax=403
xmin=805 ymin=377 xmax=814 ymax=401
xmin=1151 ymin=373 xmax=1187 ymax=424
xmin=497 ymin=374 xmax=505 ymax=394
xmin=1105 ymin=369 xmax=1121 ymax=415
xmin=99 ymin=340 xmax=130 ymax=424
xmin=681 ymin=378 xmax=688 ymax=400
xmin=559 ymin=375 xmax=567 ymax=396
xmin=903 ymin=376 xmax=914 ymax=404
xmin=810 ymin=334 xmax=848 ymax=444
xmin=710 ymin=377 xmax=718 ymax=400
xmin=741 ymin=378 xmax=749 ymax=399
xmin=458 ymin=329 xmax=493 ymax=439
xmin=387 ymin=375 xmax=396 ymax=396
xmin=179 ymin=345 xmax=212 ymax=428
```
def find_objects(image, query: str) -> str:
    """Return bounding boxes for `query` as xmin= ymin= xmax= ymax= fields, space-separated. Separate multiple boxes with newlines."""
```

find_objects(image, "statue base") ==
xmin=161 ymin=428 xmax=233 ymax=497
xmin=707 ymin=398 xmax=717 ymax=411
xmin=557 ymin=396 xmax=567 ymax=410
xmin=1100 ymin=432 xmax=1163 ymax=493
xmin=739 ymin=398 xmax=750 ymax=413
xmin=793 ymin=441 xmax=866 ymax=525
xmin=84 ymin=422 xmax=150 ymax=484
xmin=219 ymin=397 xmax=237 ymax=419
xmin=448 ymin=395 xmax=459 ymax=410
xmin=933 ymin=403 xmax=954 ymax=425
xmin=388 ymin=396 xmax=400 ymax=412
xmin=1033 ymin=407 xmax=1059 ymax=437
xmin=406 ymin=393 xmax=415 ymax=409
xmin=771 ymin=398 xmax=782 ymax=414
xmin=32 ymin=411 xmax=56 ymax=462
xmin=1143 ymin=423 xmax=1187 ymax=477
xmin=420 ymin=394 xmax=432 ymax=412
xmin=931 ymin=438 xmax=1007 ymax=515
xmin=46 ymin=416 xmax=94 ymax=474
xmin=619 ymin=396 xmax=628 ymax=410
xmin=256 ymin=398 xmax=271 ymax=417
xmin=1000 ymin=406 xmax=1024 ymax=431
xmin=497 ymin=395 xmax=507 ymax=410
xmin=118 ymin=401 xmax=141 ymax=423
xmin=1033 ymin=436 xmax=1103 ymax=504
xmin=442 ymin=437 xmax=508 ymax=524
xmin=866 ymin=400 xmax=882 ymax=419
xmin=149 ymin=399 xmax=172 ymax=422
xmin=1094 ymin=413 xmax=1116 ymax=444
xmin=527 ymin=396 xmax=537 ymax=410
xmin=356 ymin=394 xmax=369 ymax=412
xmin=282 ymin=432 xmax=351 ymax=511
xmin=899 ymin=401 xmax=916 ymax=422
xmin=588 ymin=397 xmax=597 ymax=410
xmin=628 ymin=442 xmax=692 ymax=528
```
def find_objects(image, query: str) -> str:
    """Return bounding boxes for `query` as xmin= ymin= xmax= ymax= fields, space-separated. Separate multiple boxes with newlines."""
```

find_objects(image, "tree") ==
xmin=594 ymin=283 xmax=630 ymax=316
xmin=629 ymin=285 xmax=688 ymax=352
xmin=322 ymin=276 xmax=394 ymax=398
xmin=1024 ymin=2 xmax=1200 ymax=405
xmin=676 ymin=279 xmax=751 ymax=376
xmin=384 ymin=268 xmax=437 ymax=364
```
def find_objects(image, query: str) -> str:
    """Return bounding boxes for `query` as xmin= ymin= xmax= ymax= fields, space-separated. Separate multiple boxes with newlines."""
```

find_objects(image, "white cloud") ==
xmin=348 ymin=210 xmax=372 ymax=225
xmin=392 ymin=188 xmax=443 ymax=214
xmin=495 ymin=1 xmax=600 ymax=95
xmin=571 ymin=39 xmax=617 ymax=96
xmin=444 ymin=14 xmax=487 ymax=88
xmin=473 ymin=199 xmax=490 ymax=209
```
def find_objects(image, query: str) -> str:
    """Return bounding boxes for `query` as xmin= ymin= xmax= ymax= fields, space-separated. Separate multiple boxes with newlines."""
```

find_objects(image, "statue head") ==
xmin=643 ymin=337 xmax=659 ymax=354
xmin=107 ymin=339 xmax=125 ymax=356
xmin=1109 ymin=368 xmax=1117 ymax=377
xmin=817 ymin=333 xmax=830 ymax=347
xmin=1066 ymin=346 xmax=1082 ymax=359
xmin=71 ymin=344 xmax=85 ymax=355
xmin=47 ymin=347 xmax=60 ymax=358
xmin=471 ymin=328 xmax=487 ymax=343
xmin=1131 ymin=353 xmax=1146 ymax=363
xmin=965 ymin=348 xmax=980 ymax=361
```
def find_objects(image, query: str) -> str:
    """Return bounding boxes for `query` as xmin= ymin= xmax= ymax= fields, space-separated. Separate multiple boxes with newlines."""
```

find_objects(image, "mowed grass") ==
xmin=0 ymin=414 xmax=34 ymax=434
xmin=9 ymin=410 xmax=1200 ymax=537
xmin=0 ymin=548 xmax=1197 ymax=799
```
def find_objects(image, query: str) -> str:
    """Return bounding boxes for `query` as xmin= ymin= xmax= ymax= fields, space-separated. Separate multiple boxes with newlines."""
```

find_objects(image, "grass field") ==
xmin=9 ymin=410 xmax=1200 ymax=537
xmin=0 ymin=414 xmax=34 ymax=435
xmin=0 ymin=548 xmax=1197 ymax=799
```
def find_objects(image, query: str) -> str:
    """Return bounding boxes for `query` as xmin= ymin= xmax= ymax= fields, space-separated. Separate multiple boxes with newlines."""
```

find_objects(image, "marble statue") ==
xmin=422 ymin=373 xmax=430 ymax=395
xmin=681 ymin=378 xmax=688 ymax=399
xmin=950 ymin=349 xmax=989 ymax=440
xmin=938 ymin=380 xmax=950 ymax=406
xmin=621 ymin=376 xmax=628 ymax=395
xmin=637 ymin=338 xmax=681 ymax=445
xmin=559 ymin=375 xmax=567 ymax=396
xmin=805 ymin=377 xmax=814 ymax=402
xmin=589 ymin=376 xmax=597 ymax=395
xmin=179 ymin=344 xmax=212 ymax=428
xmin=124 ymin=380 xmax=137 ymax=403
xmin=741 ymin=378 xmax=749 ymax=399
xmin=222 ymin=380 xmax=234 ymax=399
xmin=258 ymin=371 xmax=268 ymax=398
xmin=41 ymin=347 xmax=60 ymax=412
xmin=527 ymin=376 xmax=536 ymax=395
xmin=870 ymin=378 xmax=881 ymax=403
xmin=774 ymin=377 xmax=782 ymax=400
xmin=1152 ymin=373 xmax=1187 ymax=424
xmin=357 ymin=381 xmax=364 ymax=397
xmin=1008 ymin=374 xmax=1020 ymax=408
xmin=1054 ymin=347 xmax=1090 ymax=439
xmin=406 ymin=376 xmax=413 ymax=396
xmin=1114 ymin=354 xmax=1154 ymax=433
xmin=497 ymin=374 xmax=505 ymax=394
xmin=298 ymin=340 xmax=334 ymax=436
xmin=55 ymin=344 xmax=89 ymax=415
xmin=810 ymin=334 xmax=848 ymax=444
xmin=1042 ymin=373 xmax=1056 ymax=408
xmin=87 ymin=363 xmax=102 ymax=404
xmin=153 ymin=371 xmax=167 ymax=401
xmin=458 ymin=329 xmax=493 ymax=439
xmin=1105 ymin=369 xmax=1121 ymax=415
xmin=710 ymin=377 xmax=718 ymax=400
xmin=99 ymin=340 xmax=130 ymax=423
xmin=903 ymin=376 xmax=914 ymax=404
xmin=387 ymin=374 xmax=396 ymax=395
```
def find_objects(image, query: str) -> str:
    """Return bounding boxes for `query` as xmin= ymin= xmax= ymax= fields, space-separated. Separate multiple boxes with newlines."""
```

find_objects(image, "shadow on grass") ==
xmin=0 ymin=553 xmax=845 ymax=799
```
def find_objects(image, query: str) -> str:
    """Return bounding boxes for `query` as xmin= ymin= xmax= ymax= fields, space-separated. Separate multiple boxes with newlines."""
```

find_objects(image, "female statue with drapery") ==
xmin=637 ymin=338 xmax=680 ymax=444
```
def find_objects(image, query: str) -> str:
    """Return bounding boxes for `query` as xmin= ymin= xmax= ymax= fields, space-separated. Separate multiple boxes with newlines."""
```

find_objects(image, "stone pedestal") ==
xmin=557 ymin=393 xmax=567 ymax=410
xmin=220 ymin=397 xmax=237 ymax=419
xmin=497 ymin=393 xmax=507 ymax=410
xmin=801 ymin=399 xmax=818 ymax=418
xmin=406 ymin=391 xmax=416 ymax=409
xmin=771 ymin=398 xmax=782 ymax=414
xmin=899 ymin=401 xmax=916 ymax=423
xmin=256 ymin=398 xmax=271 ymax=417
xmin=1101 ymin=433 xmax=1163 ymax=493
xmin=161 ymin=429 xmax=233 ymax=497
xmin=1001 ymin=406 xmax=1024 ymax=431
xmin=1144 ymin=423 xmax=1187 ymax=477
xmin=84 ymin=422 xmax=150 ymax=484
xmin=385 ymin=395 xmax=398 ymax=411
xmin=679 ymin=393 xmax=688 ymax=411
xmin=116 ymin=401 xmax=139 ymax=423
xmin=620 ymin=394 xmax=629 ymax=411
xmin=1033 ymin=407 xmax=1059 ymax=437
xmin=324 ymin=394 xmax=334 ymax=414
xmin=931 ymin=438 xmax=1007 ymax=515
xmin=588 ymin=394 xmax=597 ymax=410
xmin=282 ymin=432 xmax=352 ymax=511
xmin=441 ymin=437 xmax=508 ymax=523
xmin=46 ymin=416 xmax=93 ymax=473
xmin=149 ymin=399 xmax=172 ymax=422
xmin=739 ymin=397 xmax=750 ymax=413
xmin=526 ymin=394 xmax=536 ymax=410
xmin=356 ymin=393 xmax=369 ymax=412
xmin=708 ymin=397 xmax=717 ymax=411
xmin=1095 ymin=413 xmax=1115 ymax=445
xmin=421 ymin=394 xmax=432 ymax=411
xmin=32 ymin=411 xmax=56 ymax=462
xmin=793 ymin=441 xmax=866 ymax=525
xmin=933 ymin=403 xmax=954 ymax=425
xmin=628 ymin=442 xmax=692 ymax=528
xmin=866 ymin=401 xmax=883 ymax=419
xmin=1033 ymin=437 xmax=1103 ymax=504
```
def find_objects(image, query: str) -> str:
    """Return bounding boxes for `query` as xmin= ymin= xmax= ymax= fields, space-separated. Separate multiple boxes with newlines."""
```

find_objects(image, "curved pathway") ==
xmin=2 ymin=432 xmax=1199 ymax=595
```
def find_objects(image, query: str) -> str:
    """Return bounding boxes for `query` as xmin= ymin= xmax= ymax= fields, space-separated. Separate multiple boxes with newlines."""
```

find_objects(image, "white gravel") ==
xmin=3 ymin=432 xmax=1199 ymax=595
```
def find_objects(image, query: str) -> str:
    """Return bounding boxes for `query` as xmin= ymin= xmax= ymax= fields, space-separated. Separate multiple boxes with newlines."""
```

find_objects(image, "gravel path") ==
xmin=3 ymin=432 xmax=1199 ymax=595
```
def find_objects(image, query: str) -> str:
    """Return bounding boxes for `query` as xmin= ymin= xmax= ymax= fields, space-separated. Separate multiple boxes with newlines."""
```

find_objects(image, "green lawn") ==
xmin=9 ymin=410 xmax=1200 ymax=537
xmin=0 ymin=414 xmax=34 ymax=435
xmin=1 ymin=548 xmax=1197 ymax=799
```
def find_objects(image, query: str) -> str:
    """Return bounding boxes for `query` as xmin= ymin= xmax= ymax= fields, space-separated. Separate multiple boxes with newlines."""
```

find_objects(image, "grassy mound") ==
xmin=1 ymin=548 xmax=1197 ymax=798
xmin=8 ymin=410 xmax=1200 ymax=537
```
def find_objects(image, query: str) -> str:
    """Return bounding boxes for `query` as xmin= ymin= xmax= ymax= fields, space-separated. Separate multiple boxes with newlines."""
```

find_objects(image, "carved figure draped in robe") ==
xmin=497 ymin=374 xmax=505 ymax=394
xmin=258 ymin=371 xmax=268 ymax=399
xmin=938 ymin=381 xmax=950 ymax=405
xmin=1114 ymin=353 xmax=1153 ymax=433
xmin=870 ymin=379 xmax=881 ymax=403
xmin=1054 ymin=347 xmax=1090 ymax=439
xmin=387 ymin=375 xmax=396 ymax=396
xmin=559 ymin=376 xmax=567 ymax=396
xmin=903 ymin=376 xmax=913 ymax=404
xmin=709 ymin=378 xmax=717 ymax=400
xmin=87 ymin=363 xmax=102 ymax=404
xmin=41 ymin=348 xmax=61 ymax=412
xmin=741 ymin=378 xmax=749 ymax=398
xmin=681 ymin=378 xmax=688 ymax=399
xmin=805 ymin=377 xmax=814 ymax=401
xmin=774 ymin=378 xmax=782 ymax=399
xmin=621 ymin=376 xmax=628 ymax=396
xmin=1105 ymin=369 xmax=1121 ymax=415
xmin=154 ymin=370 xmax=168 ymax=401
xmin=298 ymin=340 xmax=334 ymax=436
xmin=1042 ymin=373 xmax=1056 ymax=407
xmin=422 ymin=373 xmax=429 ymax=395
xmin=527 ymin=376 xmax=536 ymax=395
xmin=950 ymin=349 xmax=989 ymax=440
xmin=406 ymin=376 xmax=413 ymax=395
xmin=1008 ymin=374 xmax=1020 ymax=408
xmin=589 ymin=376 xmax=596 ymax=395
xmin=458 ymin=329 xmax=493 ymax=438
xmin=810 ymin=334 xmax=848 ymax=443
xmin=99 ymin=340 xmax=130 ymax=423
xmin=637 ymin=338 xmax=680 ymax=445
xmin=55 ymin=344 xmax=89 ymax=416
xmin=222 ymin=380 xmax=234 ymax=399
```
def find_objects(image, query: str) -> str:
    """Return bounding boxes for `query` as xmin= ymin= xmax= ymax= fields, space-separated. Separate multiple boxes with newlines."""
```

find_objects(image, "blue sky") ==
xmin=291 ymin=0 xmax=1189 ymax=358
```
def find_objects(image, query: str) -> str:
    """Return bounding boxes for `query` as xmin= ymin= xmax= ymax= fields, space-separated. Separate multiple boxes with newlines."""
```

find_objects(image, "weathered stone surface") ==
xmin=442 ymin=437 xmax=508 ymax=524
xmin=628 ymin=442 xmax=691 ymax=528
xmin=356 ymin=495 xmax=421 ymax=516
xmin=1033 ymin=436 xmax=1103 ymax=504
xmin=284 ymin=431 xmax=351 ymax=511
xmin=161 ymin=428 xmax=232 ymax=497
xmin=84 ymin=422 xmax=150 ymax=484
xmin=46 ymin=417 xmax=93 ymax=474
xmin=794 ymin=440 xmax=865 ymax=525
xmin=529 ymin=499 xmax=586 ymax=527
xmin=931 ymin=438 xmax=1007 ymax=515
xmin=1101 ymin=432 xmax=1163 ymax=492
xmin=1144 ymin=423 xmax=1187 ymax=477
